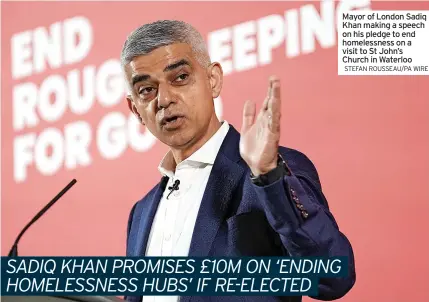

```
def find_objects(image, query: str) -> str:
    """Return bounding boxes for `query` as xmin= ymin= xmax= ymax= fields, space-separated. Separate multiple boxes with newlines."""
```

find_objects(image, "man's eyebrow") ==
xmin=163 ymin=59 xmax=191 ymax=72
xmin=131 ymin=59 xmax=190 ymax=87
xmin=131 ymin=74 xmax=150 ymax=87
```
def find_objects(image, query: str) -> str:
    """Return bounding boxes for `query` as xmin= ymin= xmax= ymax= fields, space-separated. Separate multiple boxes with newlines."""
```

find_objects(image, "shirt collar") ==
xmin=158 ymin=121 xmax=230 ymax=177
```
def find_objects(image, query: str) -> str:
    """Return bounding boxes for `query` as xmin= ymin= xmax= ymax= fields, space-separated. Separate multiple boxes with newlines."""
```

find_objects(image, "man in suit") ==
xmin=121 ymin=20 xmax=355 ymax=302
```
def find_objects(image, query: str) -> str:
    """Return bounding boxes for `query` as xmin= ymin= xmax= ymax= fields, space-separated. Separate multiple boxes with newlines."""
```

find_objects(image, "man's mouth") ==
xmin=160 ymin=115 xmax=185 ymax=129
xmin=164 ymin=116 xmax=179 ymax=124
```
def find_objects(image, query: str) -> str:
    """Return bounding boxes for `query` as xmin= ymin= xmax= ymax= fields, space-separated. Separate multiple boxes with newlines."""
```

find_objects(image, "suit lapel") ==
xmin=182 ymin=126 xmax=244 ymax=302
xmin=187 ymin=126 xmax=245 ymax=257
xmin=187 ymin=153 xmax=245 ymax=257
xmin=134 ymin=176 xmax=168 ymax=256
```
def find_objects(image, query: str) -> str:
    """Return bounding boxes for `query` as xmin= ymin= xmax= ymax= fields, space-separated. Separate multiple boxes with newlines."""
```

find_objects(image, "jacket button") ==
xmin=301 ymin=210 xmax=309 ymax=219
xmin=296 ymin=204 xmax=305 ymax=210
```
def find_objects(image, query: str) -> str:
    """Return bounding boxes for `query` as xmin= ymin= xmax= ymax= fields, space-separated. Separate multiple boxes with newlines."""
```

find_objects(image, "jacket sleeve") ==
xmin=251 ymin=148 xmax=356 ymax=301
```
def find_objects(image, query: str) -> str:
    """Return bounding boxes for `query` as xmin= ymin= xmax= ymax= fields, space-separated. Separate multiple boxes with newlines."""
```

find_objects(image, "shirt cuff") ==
xmin=250 ymin=153 xmax=291 ymax=186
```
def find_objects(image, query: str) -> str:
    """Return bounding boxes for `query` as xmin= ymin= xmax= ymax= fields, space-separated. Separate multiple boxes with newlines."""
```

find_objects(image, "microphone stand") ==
xmin=8 ymin=179 xmax=77 ymax=257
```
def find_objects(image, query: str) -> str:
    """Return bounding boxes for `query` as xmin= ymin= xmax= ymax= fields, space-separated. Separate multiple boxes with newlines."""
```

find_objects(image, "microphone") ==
xmin=8 ymin=179 xmax=78 ymax=257
xmin=167 ymin=179 xmax=180 ymax=199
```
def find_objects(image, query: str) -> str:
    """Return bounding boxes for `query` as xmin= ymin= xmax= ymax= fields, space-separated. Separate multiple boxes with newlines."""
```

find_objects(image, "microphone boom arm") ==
xmin=8 ymin=179 xmax=77 ymax=257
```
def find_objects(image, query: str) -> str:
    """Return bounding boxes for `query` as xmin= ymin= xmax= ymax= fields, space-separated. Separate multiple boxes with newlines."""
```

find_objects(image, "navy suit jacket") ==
xmin=126 ymin=125 xmax=356 ymax=302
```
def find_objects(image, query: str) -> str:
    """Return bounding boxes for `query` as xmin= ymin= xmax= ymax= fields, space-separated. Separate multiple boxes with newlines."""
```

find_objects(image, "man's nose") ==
xmin=157 ymin=83 xmax=175 ymax=109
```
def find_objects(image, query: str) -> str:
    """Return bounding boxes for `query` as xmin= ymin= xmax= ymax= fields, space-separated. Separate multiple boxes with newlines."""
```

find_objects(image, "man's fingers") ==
xmin=244 ymin=77 xmax=281 ymax=133
xmin=262 ymin=97 xmax=269 ymax=112
xmin=272 ymin=78 xmax=281 ymax=99
xmin=267 ymin=78 xmax=281 ymax=133
xmin=263 ymin=83 xmax=271 ymax=110
xmin=268 ymin=80 xmax=281 ymax=113
xmin=263 ymin=77 xmax=276 ymax=110
xmin=241 ymin=100 xmax=256 ymax=133
xmin=267 ymin=102 xmax=281 ymax=133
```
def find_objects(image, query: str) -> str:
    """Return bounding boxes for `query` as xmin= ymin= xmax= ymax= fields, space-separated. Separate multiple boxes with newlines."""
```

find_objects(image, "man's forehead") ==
xmin=126 ymin=43 xmax=195 ymax=74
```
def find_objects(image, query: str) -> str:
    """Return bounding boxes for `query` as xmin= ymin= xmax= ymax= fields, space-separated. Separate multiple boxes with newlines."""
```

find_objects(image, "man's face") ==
xmin=125 ymin=43 xmax=222 ymax=149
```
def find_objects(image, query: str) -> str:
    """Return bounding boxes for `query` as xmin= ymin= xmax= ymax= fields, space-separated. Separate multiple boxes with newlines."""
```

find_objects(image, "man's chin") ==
xmin=162 ymin=133 xmax=194 ymax=150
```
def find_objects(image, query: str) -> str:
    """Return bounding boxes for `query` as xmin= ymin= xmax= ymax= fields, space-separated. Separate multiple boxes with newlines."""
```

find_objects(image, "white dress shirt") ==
xmin=144 ymin=121 xmax=230 ymax=302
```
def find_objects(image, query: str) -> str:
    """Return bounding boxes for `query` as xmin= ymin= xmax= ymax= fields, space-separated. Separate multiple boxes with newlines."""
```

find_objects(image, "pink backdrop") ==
xmin=2 ymin=1 xmax=429 ymax=301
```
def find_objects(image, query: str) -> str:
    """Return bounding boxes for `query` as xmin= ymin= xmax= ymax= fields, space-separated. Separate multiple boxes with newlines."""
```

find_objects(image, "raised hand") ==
xmin=239 ymin=76 xmax=282 ymax=177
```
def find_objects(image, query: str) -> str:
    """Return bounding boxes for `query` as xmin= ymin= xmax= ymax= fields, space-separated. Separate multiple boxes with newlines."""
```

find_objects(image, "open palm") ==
xmin=239 ymin=77 xmax=282 ymax=177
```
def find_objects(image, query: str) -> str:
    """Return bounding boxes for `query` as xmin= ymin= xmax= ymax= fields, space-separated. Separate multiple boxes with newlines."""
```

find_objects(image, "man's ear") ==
xmin=127 ymin=95 xmax=144 ymax=125
xmin=207 ymin=62 xmax=223 ymax=99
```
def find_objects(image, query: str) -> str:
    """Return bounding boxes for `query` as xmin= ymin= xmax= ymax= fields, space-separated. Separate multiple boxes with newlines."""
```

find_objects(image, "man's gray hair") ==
xmin=121 ymin=20 xmax=211 ymax=68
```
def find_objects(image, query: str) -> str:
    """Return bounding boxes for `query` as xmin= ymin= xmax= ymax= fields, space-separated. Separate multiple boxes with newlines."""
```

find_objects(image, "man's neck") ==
xmin=171 ymin=115 xmax=222 ymax=165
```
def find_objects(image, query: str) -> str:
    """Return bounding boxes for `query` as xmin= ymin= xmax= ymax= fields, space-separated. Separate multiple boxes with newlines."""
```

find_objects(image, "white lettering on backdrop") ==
xmin=11 ymin=0 xmax=371 ymax=182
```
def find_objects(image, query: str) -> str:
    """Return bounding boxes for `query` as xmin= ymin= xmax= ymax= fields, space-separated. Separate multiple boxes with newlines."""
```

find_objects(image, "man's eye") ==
xmin=139 ymin=87 xmax=154 ymax=95
xmin=175 ymin=74 xmax=189 ymax=82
